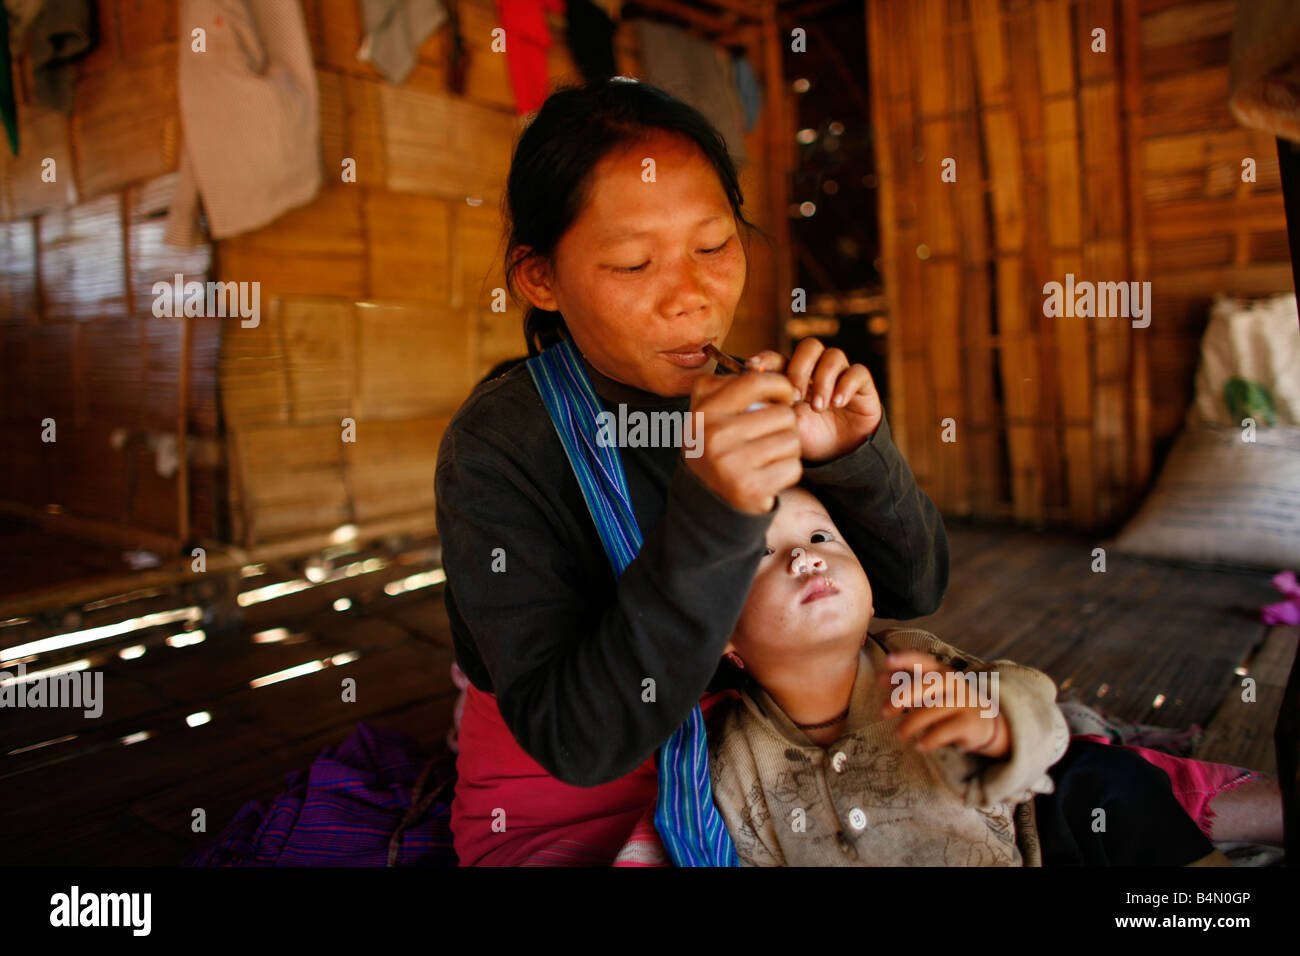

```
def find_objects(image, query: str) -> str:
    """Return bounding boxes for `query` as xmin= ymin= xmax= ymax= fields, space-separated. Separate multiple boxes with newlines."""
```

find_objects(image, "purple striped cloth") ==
xmin=184 ymin=721 xmax=458 ymax=867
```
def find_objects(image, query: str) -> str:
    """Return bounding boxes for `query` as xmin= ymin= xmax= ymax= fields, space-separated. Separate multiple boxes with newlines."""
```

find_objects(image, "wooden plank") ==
xmin=1139 ymin=0 xmax=1235 ymax=49
xmin=219 ymin=312 xmax=292 ymax=430
xmin=280 ymin=297 xmax=355 ymax=425
xmin=362 ymin=190 xmax=451 ymax=302
xmin=1141 ymin=66 xmax=1233 ymax=136
xmin=1123 ymin=0 xmax=1153 ymax=495
xmin=379 ymin=86 xmax=515 ymax=203
xmin=1033 ymin=0 xmax=1076 ymax=98
xmin=235 ymin=423 xmax=351 ymax=541
xmin=1076 ymin=0 xmax=1119 ymax=85
xmin=71 ymin=43 xmax=177 ymax=198
xmin=344 ymin=417 xmax=445 ymax=523
xmin=995 ymin=257 xmax=1044 ymax=524
xmin=1147 ymin=194 xmax=1289 ymax=238
xmin=867 ymin=0 xmax=913 ymax=460
xmin=1142 ymin=127 xmax=1278 ymax=175
xmin=218 ymin=185 xmax=367 ymax=301
xmin=970 ymin=1 xmax=1039 ymax=524
xmin=340 ymin=75 xmax=388 ymax=187
xmin=3 ymin=106 xmax=79 ymax=218
xmin=1040 ymin=36 xmax=1096 ymax=526
xmin=1198 ymin=626 xmax=1298 ymax=775
xmin=949 ymin=8 xmax=1003 ymax=517
xmin=354 ymin=302 xmax=476 ymax=419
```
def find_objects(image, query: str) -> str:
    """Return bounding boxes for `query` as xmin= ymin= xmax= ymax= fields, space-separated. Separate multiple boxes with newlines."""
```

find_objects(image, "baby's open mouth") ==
xmin=799 ymin=576 xmax=839 ymax=604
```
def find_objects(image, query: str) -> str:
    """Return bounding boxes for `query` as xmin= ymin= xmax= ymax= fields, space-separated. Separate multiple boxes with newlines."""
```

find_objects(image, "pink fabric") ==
xmin=1261 ymin=570 xmax=1300 ymax=626
xmin=613 ymin=802 xmax=671 ymax=867
xmin=1073 ymin=734 xmax=1258 ymax=838
xmin=450 ymin=683 xmax=659 ymax=866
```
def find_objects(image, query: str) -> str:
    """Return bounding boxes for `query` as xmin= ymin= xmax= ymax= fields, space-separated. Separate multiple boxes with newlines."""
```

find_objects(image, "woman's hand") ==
xmin=748 ymin=339 xmax=883 ymax=463
xmin=684 ymin=370 xmax=802 ymax=515
xmin=877 ymin=650 xmax=1011 ymax=759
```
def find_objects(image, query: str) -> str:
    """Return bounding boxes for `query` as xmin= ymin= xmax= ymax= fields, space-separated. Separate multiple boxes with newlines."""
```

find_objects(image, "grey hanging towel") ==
xmin=27 ymin=0 xmax=96 ymax=113
xmin=356 ymin=0 xmax=447 ymax=86
xmin=633 ymin=18 xmax=747 ymax=165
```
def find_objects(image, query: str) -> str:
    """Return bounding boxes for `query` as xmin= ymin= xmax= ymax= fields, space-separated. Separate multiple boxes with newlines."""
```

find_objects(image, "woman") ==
xmin=434 ymin=78 xmax=949 ymax=867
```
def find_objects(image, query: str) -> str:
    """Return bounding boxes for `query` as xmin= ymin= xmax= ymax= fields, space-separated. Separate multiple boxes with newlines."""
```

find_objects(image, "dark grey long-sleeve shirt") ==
xmin=434 ymin=354 xmax=949 ymax=787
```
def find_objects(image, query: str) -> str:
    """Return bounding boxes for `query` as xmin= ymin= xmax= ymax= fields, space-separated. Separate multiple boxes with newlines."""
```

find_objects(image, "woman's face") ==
xmin=515 ymin=131 xmax=748 ymax=396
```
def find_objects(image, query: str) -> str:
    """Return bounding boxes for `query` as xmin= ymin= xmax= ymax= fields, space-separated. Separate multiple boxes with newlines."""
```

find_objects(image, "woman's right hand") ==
xmin=684 ymin=370 xmax=802 ymax=514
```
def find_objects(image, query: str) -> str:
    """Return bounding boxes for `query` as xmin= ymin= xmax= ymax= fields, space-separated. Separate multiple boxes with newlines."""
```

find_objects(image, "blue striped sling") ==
xmin=526 ymin=337 xmax=739 ymax=867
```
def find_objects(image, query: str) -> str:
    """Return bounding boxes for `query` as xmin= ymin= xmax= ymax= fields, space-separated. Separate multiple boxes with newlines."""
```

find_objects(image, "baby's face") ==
xmin=727 ymin=486 xmax=873 ymax=672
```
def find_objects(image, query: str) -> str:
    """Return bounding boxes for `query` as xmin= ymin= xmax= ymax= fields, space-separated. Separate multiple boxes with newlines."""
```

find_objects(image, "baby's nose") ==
xmin=789 ymin=547 xmax=826 ymax=574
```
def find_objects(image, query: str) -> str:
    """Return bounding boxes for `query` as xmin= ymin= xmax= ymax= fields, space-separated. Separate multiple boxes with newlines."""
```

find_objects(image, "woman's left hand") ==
xmin=746 ymin=339 xmax=883 ymax=463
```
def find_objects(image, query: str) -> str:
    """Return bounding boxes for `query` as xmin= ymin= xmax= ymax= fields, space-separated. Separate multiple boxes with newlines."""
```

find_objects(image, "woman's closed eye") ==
xmin=612 ymin=239 xmax=732 ymax=273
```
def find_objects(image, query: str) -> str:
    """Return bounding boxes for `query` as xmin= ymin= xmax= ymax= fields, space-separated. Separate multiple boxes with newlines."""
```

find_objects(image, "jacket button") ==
xmin=848 ymin=807 xmax=868 ymax=830
xmin=831 ymin=751 xmax=847 ymax=773
xmin=835 ymin=830 xmax=858 ymax=858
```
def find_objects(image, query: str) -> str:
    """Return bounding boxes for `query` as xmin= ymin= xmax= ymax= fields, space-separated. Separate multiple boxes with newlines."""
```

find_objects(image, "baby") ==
xmin=708 ymin=485 xmax=1225 ymax=867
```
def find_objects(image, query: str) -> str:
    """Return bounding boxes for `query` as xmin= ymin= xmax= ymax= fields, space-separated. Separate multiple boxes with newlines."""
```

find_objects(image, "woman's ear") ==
xmin=513 ymin=249 xmax=561 ymax=312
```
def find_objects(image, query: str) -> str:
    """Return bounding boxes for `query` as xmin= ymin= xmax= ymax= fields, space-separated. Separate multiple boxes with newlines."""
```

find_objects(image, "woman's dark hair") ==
xmin=501 ymin=78 xmax=767 ymax=357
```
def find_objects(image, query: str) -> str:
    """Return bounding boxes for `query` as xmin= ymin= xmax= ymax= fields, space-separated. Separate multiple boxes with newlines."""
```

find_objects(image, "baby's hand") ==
xmin=876 ymin=650 xmax=1010 ymax=759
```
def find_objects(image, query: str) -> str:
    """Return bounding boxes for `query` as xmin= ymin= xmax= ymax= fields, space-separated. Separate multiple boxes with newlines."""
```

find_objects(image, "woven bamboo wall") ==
xmin=867 ymin=0 xmax=1294 ymax=531
xmin=218 ymin=0 xmax=781 ymax=547
xmin=0 ymin=0 xmax=782 ymax=551
xmin=0 ymin=0 xmax=221 ymax=549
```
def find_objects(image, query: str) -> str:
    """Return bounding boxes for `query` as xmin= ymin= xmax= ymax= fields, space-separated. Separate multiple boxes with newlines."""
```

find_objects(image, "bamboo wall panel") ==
xmin=1135 ymin=0 xmax=1292 ymax=460
xmin=0 ymin=3 xmax=220 ymax=550
xmin=209 ymin=0 xmax=778 ymax=547
xmin=71 ymin=43 xmax=177 ymax=199
xmin=868 ymin=0 xmax=1295 ymax=530
xmin=2 ymin=0 xmax=780 ymax=552
xmin=1 ymin=106 xmax=79 ymax=218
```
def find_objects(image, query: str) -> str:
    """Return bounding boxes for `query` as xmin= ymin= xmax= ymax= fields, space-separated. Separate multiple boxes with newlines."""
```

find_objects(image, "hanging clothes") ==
xmin=1 ymin=1 xmax=19 ymax=156
xmin=563 ymin=0 xmax=615 ymax=84
xmin=731 ymin=52 xmax=761 ymax=133
xmin=355 ymin=0 xmax=446 ymax=86
xmin=165 ymin=0 xmax=322 ymax=246
xmin=633 ymin=18 xmax=748 ymax=165
xmin=3 ymin=0 xmax=46 ymax=57
xmin=26 ymin=0 xmax=95 ymax=113
xmin=495 ymin=0 xmax=563 ymax=116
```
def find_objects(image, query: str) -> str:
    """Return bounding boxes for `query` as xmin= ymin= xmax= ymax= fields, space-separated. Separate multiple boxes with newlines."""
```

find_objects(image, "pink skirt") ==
xmin=451 ymin=684 xmax=660 ymax=866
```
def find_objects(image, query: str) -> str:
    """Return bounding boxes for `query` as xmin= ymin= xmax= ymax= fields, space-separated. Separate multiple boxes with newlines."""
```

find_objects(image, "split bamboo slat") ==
xmin=1080 ymin=0 xmax=1133 ymax=523
xmin=948 ymin=0 xmax=1005 ymax=518
xmin=1036 ymin=0 xmax=1096 ymax=528
xmin=868 ymin=0 xmax=1295 ymax=530
xmin=971 ymin=0 xmax=1045 ymax=525
xmin=914 ymin=0 xmax=968 ymax=516
xmin=865 ymin=0 xmax=908 ymax=459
